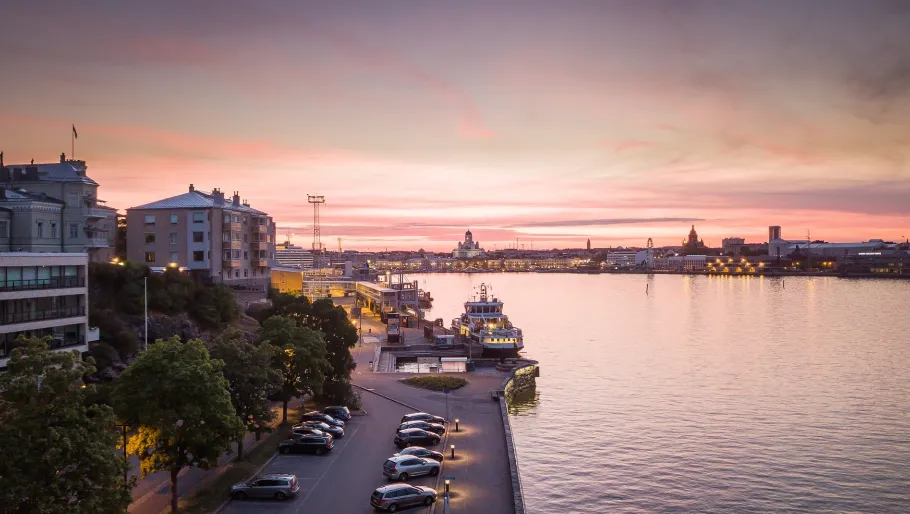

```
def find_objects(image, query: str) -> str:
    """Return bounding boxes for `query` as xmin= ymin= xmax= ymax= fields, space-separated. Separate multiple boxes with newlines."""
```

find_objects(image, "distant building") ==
xmin=0 ymin=154 xmax=117 ymax=261
xmin=769 ymin=238 xmax=902 ymax=260
xmin=769 ymin=226 xmax=782 ymax=242
xmin=1 ymin=252 xmax=95 ymax=369
xmin=126 ymin=185 xmax=276 ymax=288
xmin=682 ymin=225 xmax=708 ymax=255
xmin=275 ymin=242 xmax=314 ymax=269
xmin=605 ymin=250 xmax=650 ymax=268
xmin=664 ymin=255 xmax=707 ymax=271
xmin=452 ymin=230 xmax=484 ymax=259
xmin=586 ymin=239 xmax=591 ymax=250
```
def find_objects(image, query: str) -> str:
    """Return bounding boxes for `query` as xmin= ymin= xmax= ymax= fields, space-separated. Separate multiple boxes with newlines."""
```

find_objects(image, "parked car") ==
xmin=394 ymin=428 xmax=440 ymax=449
xmin=231 ymin=473 xmax=299 ymax=500
xmin=299 ymin=421 xmax=344 ymax=438
xmin=382 ymin=455 xmax=441 ymax=481
xmin=288 ymin=426 xmax=327 ymax=439
xmin=301 ymin=411 xmax=345 ymax=427
xmin=400 ymin=412 xmax=446 ymax=425
xmin=278 ymin=434 xmax=334 ymax=455
xmin=370 ymin=483 xmax=437 ymax=512
xmin=393 ymin=446 xmax=444 ymax=462
xmin=397 ymin=420 xmax=445 ymax=435
xmin=323 ymin=405 xmax=352 ymax=421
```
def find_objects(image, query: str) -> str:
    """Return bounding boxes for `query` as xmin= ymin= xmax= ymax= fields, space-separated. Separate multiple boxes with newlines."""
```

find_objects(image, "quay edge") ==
xmin=495 ymin=359 xmax=539 ymax=514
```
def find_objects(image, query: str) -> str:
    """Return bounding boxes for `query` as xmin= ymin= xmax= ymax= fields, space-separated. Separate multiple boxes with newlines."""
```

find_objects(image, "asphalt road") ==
xmin=221 ymin=392 xmax=438 ymax=514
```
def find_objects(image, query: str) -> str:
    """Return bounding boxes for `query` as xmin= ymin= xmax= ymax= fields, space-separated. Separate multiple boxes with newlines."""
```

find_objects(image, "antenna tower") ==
xmin=307 ymin=195 xmax=325 ymax=252
xmin=338 ymin=237 xmax=343 ymax=253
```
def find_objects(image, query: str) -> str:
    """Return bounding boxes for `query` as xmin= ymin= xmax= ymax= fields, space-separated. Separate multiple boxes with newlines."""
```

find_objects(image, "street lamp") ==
xmin=450 ymin=444 xmax=455 ymax=459
xmin=455 ymin=419 xmax=460 ymax=432
xmin=444 ymin=479 xmax=450 ymax=495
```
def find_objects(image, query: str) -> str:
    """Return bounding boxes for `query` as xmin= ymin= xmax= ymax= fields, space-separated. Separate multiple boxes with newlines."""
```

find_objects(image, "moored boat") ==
xmin=452 ymin=283 xmax=524 ymax=357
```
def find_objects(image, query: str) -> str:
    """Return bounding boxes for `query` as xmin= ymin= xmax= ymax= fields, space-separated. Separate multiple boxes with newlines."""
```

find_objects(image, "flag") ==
xmin=72 ymin=125 xmax=78 ymax=139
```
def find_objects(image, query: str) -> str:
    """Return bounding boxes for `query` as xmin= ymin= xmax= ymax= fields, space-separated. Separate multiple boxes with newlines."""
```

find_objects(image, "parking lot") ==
xmin=220 ymin=392 xmax=438 ymax=514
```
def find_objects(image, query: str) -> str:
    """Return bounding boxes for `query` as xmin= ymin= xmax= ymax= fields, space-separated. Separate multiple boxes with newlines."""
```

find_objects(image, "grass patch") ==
xmin=401 ymin=375 xmax=468 ymax=392
xmin=176 ymin=404 xmax=302 ymax=514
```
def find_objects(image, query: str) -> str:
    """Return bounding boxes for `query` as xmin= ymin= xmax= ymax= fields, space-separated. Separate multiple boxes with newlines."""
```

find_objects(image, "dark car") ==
xmin=278 ymin=434 xmax=334 ymax=455
xmin=323 ymin=406 xmax=352 ymax=421
xmin=394 ymin=428 xmax=440 ymax=449
xmin=400 ymin=412 xmax=446 ymax=425
xmin=301 ymin=411 xmax=345 ymax=427
xmin=231 ymin=473 xmax=299 ymax=501
xmin=393 ymin=446 xmax=444 ymax=462
xmin=299 ymin=421 xmax=344 ymax=438
xmin=288 ymin=426 xmax=326 ymax=439
xmin=397 ymin=420 xmax=445 ymax=435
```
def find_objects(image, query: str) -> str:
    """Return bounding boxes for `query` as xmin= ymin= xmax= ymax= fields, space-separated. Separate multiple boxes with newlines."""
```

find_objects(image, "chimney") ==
xmin=60 ymin=152 xmax=66 ymax=163
xmin=189 ymin=184 xmax=195 ymax=192
xmin=242 ymin=199 xmax=249 ymax=207
xmin=232 ymin=191 xmax=240 ymax=207
xmin=1 ymin=151 xmax=4 ymax=167
xmin=213 ymin=188 xmax=224 ymax=206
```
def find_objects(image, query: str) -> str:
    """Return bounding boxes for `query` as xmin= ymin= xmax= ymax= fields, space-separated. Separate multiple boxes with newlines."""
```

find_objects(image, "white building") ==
xmin=276 ymin=243 xmax=314 ymax=269
xmin=605 ymin=250 xmax=652 ymax=268
xmin=452 ymin=230 xmax=484 ymax=259
xmin=664 ymin=255 xmax=707 ymax=271
xmin=1 ymin=253 xmax=95 ymax=368
xmin=768 ymin=238 xmax=898 ymax=259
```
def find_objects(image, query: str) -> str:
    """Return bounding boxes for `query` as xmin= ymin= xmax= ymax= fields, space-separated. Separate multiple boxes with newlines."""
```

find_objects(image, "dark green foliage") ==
xmin=112 ymin=337 xmax=245 ymax=513
xmin=206 ymin=328 xmax=282 ymax=460
xmin=87 ymin=341 xmax=120 ymax=371
xmin=402 ymin=375 xmax=469 ymax=391
xmin=189 ymin=284 xmax=239 ymax=327
xmin=260 ymin=316 xmax=330 ymax=423
xmin=0 ymin=337 xmax=133 ymax=513
xmin=88 ymin=309 xmax=139 ymax=358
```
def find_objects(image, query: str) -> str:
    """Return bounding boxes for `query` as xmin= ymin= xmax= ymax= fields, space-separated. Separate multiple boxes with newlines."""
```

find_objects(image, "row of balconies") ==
xmin=0 ymin=305 xmax=86 ymax=326
xmin=222 ymin=259 xmax=270 ymax=269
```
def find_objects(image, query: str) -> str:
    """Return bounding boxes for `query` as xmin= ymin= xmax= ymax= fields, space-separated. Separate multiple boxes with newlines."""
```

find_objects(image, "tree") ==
xmin=0 ymin=337 xmax=132 ymax=513
xmin=307 ymin=299 xmax=358 ymax=402
xmin=113 ymin=337 xmax=244 ymax=513
xmin=260 ymin=316 xmax=330 ymax=423
xmin=206 ymin=327 xmax=282 ymax=460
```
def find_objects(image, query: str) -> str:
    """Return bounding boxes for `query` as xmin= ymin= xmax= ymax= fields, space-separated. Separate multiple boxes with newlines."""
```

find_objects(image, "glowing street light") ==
xmin=450 ymin=444 xmax=456 ymax=459
xmin=455 ymin=419 xmax=460 ymax=432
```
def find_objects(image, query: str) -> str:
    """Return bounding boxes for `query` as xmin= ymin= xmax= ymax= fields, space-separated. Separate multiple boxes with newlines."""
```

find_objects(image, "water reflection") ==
xmin=507 ymin=386 xmax=539 ymax=415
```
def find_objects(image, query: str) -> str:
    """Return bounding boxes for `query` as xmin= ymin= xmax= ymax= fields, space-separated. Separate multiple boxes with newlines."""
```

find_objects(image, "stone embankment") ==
xmin=495 ymin=358 xmax=538 ymax=514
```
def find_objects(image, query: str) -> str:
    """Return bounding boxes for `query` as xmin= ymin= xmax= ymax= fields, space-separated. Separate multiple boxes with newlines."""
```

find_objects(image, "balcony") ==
xmin=222 ymin=259 xmax=242 ymax=268
xmin=84 ymin=207 xmax=111 ymax=220
xmin=0 ymin=276 xmax=85 ymax=292
xmin=87 ymin=327 xmax=100 ymax=343
xmin=257 ymin=225 xmax=268 ymax=233
xmin=230 ymin=240 xmax=242 ymax=250
xmin=255 ymin=259 xmax=270 ymax=268
xmin=1 ymin=335 xmax=86 ymax=359
xmin=85 ymin=236 xmax=109 ymax=248
xmin=0 ymin=306 xmax=86 ymax=326
xmin=223 ymin=222 xmax=242 ymax=232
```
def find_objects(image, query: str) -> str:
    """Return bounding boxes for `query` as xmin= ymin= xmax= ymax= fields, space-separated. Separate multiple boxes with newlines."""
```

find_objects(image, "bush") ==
xmin=401 ymin=376 xmax=468 ymax=392
xmin=318 ymin=380 xmax=361 ymax=409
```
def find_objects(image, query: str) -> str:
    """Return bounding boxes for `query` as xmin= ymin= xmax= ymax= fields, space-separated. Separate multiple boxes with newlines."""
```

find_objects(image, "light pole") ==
xmin=114 ymin=424 xmax=133 ymax=490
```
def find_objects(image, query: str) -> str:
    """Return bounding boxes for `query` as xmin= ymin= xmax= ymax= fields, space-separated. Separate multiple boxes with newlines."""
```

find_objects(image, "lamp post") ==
xmin=455 ymin=419 xmax=460 ymax=432
xmin=113 ymin=424 xmax=133 ymax=490
xmin=444 ymin=479 xmax=450 ymax=496
xmin=450 ymin=444 xmax=455 ymax=459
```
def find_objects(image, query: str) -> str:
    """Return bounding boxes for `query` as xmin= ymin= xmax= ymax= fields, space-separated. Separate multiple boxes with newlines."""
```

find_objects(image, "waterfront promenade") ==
xmin=219 ymin=309 xmax=516 ymax=514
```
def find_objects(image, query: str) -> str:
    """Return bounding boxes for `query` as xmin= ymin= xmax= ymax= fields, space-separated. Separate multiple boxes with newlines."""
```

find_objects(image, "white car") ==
xmin=382 ymin=455 xmax=441 ymax=481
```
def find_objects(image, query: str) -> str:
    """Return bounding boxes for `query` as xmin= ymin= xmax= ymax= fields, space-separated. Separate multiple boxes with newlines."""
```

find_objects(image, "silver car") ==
xmin=382 ymin=455 xmax=441 ymax=481
xmin=230 ymin=473 xmax=300 ymax=501
xmin=371 ymin=483 xmax=437 ymax=512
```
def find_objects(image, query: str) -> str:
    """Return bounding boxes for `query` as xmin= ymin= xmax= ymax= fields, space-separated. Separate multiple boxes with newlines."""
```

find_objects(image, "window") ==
xmin=223 ymin=251 xmax=231 ymax=261
xmin=50 ymin=222 xmax=57 ymax=238
xmin=145 ymin=233 xmax=156 ymax=244
xmin=193 ymin=231 xmax=204 ymax=243
xmin=234 ymin=270 xmax=239 ymax=278
xmin=243 ymin=251 xmax=248 ymax=260
xmin=170 ymin=252 xmax=178 ymax=263
xmin=232 ymin=249 xmax=241 ymax=259
xmin=243 ymin=233 xmax=248 ymax=243
xmin=144 ymin=215 xmax=156 ymax=225
xmin=0 ymin=220 xmax=8 ymax=237
xmin=223 ymin=232 xmax=231 ymax=243
xmin=69 ymin=223 xmax=79 ymax=239
xmin=144 ymin=252 xmax=155 ymax=263
xmin=169 ymin=214 xmax=178 ymax=224
xmin=36 ymin=221 xmax=44 ymax=238
xmin=193 ymin=212 xmax=205 ymax=223
xmin=232 ymin=231 xmax=240 ymax=241
xmin=193 ymin=251 xmax=204 ymax=262
xmin=168 ymin=232 xmax=177 ymax=244
xmin=244 ymin=269 xmax=248 ymax=277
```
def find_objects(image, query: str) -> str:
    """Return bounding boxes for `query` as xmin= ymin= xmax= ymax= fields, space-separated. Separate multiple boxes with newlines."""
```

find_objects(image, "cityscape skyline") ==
xmin=2 ymin=1 xmax=909 ymax=251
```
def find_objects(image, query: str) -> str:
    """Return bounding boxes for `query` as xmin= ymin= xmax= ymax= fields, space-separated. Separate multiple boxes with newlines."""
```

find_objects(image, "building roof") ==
xmin=5 ymin=161 xmax=97 ymax=185
xmin=130 ymin=189 xmax=267 ymax=214
xmin=0 ymin=187 xmax=65 ymax=204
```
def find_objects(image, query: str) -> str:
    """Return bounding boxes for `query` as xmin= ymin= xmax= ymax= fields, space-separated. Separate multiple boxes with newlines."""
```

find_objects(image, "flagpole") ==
xmin=71 ymin=125 xmax=75 ymax=160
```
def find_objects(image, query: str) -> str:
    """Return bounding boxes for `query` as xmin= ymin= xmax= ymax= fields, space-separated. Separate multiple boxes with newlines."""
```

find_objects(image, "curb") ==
xmin=351 ymin=383 xmax=421 ymax=412
xmin=428 ymin=425 xmax=451 ymax=514
xmin=212 ymin=451 xmax=280 ymax=514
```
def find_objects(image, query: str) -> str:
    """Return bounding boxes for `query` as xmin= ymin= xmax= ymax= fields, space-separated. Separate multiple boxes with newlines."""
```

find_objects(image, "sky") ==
xmin=1 ymin=0 xmax=909 ymax=251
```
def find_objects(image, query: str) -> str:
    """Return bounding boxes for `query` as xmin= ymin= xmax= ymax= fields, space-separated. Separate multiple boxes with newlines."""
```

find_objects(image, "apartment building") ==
xmin=126 ymin=185 xmax=276 ymax=288
xmin=275 ymin=242 xmax=314 ymax=269
xmin=0 ymin=252 xmax=94 ymax=368
xmin=1 ymin=153 xmax=117 ymax=262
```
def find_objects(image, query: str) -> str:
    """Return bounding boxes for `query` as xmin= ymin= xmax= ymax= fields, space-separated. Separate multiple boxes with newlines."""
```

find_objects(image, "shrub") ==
xmin=401 ymin=376 xmax=468 ymax=391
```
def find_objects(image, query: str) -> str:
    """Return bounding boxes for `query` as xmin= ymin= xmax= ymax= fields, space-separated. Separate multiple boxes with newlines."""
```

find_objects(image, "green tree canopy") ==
xmin=206 ymin=327 xmax=282 ymax=460
xmin=260 ymin=316 xmax=330 ymax=423
xmin=308 ymin=299 xmax=358 ymax=399
xmin=0 ymin=337 xmax=132 ymax=513
xmin=112 ymin=337 xmax=244 ymax=513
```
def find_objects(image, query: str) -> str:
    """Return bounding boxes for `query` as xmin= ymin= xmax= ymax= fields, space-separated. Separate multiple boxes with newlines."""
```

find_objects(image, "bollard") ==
xmin=455 ymin=418 xmax=460 ymax=432
xmin=450 ymin=444 xmax=455 ymax=459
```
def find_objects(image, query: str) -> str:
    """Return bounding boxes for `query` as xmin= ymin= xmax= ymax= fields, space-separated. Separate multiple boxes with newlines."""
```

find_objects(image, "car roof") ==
xmin=326 ymin=405 xmax=348 ymax=410
xmin=375 ymin=483 xmax=416 ymax=493
xmin=405 ymin=412 xmax=429 ymax=417
xmin=400 ymin=446 xmax=428 ymax=452
xmin=387 ymin=455 xmax=419 ymax=462
xmin=259 ymin=473 xmax=295 ymax=478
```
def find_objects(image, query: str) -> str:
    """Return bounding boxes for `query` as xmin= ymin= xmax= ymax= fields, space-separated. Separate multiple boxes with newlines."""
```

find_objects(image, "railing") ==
xmin=254 ymin=259 xmax=270 ymax=268
xmin=0 ymin=276 xmax=85 ymax=292
xmin=85 ymin=236 xmax=109 ymax=248
xmin=222 ymin=259 xmax=242 ymax=268
xmin=83 ymin=207 xmax=110 ymax=219
xmin=1 ymin=335 xmax=86 ymax=358
xmin=0 ymin=306 xmax=86 ymax=326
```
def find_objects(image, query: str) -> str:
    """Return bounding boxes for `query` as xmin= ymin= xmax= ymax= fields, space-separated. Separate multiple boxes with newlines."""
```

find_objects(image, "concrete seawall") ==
xmin=497 ymin=360 xmax=539 ymax=514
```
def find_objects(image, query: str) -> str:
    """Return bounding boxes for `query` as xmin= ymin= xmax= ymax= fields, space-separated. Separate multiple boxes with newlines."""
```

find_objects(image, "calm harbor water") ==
xmin=421 ymin=273 xmax=910 ymax=513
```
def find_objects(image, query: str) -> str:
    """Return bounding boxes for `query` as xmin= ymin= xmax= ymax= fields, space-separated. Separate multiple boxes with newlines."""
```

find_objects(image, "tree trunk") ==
xmin=170 ymin=466 xmax=179 ymax=513
xmin=282 ymin=399 xmax=288 ymax=423
xmin=237 ymin=436 xmax=245 ymax=462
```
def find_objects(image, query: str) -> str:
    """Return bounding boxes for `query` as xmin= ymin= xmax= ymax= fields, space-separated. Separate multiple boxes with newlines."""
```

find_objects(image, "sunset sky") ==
xmin=2 ymin=0 xmax=909 ymax=250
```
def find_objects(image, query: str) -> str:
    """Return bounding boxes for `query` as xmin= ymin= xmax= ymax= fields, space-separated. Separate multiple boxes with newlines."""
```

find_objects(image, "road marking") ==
xmin=293 ymin=425 xmax=360 ymax=514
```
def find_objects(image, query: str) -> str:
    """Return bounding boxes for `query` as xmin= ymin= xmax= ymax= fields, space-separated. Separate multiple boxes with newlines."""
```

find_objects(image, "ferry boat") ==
xmin=452 ymin=283 xmax=524 ymax=356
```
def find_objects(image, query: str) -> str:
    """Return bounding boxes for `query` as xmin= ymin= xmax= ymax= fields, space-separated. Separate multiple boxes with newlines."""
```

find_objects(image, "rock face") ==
xmin=146 ymin=312 xmax=201 ymax=343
